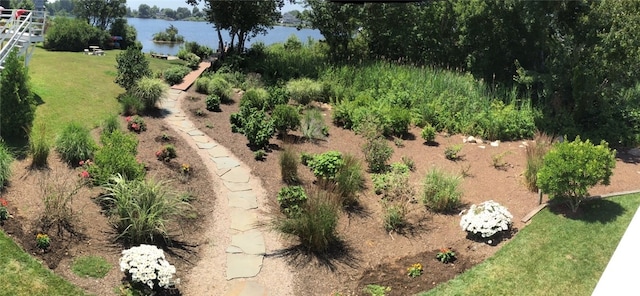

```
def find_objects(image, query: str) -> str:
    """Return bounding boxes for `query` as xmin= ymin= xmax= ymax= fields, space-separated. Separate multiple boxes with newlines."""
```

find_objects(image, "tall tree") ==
xmin=301 ymin=0 xmax=362 ymax=61
xmin=137 ymin=4 xmax=151 ymax=18
xmin=73 ymin=0 xmax=126 ymax=30
xmin=0 ymin=49 xmax=36 ymax=140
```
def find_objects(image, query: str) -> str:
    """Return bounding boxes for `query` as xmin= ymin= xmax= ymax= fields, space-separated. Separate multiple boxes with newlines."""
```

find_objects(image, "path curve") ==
xmin=159 ymin=87 xmax=295 ymax=295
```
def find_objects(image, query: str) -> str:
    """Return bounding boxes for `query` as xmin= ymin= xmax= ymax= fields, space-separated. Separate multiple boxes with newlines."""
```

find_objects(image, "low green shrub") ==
xmin=277 ymin=185 xmax=307 ymax=218
xmin=205 ymin=94 xmax=221 ymax=112
xmin=301 ymin=108 xmax=327 ymax=141
xmin=195 ymin=76 xmax=211 ymax=94
xmin=307 ymin=151 xmax=343 ymax=180
xmin=286 ymin=78 xmax=323 ymax=105
xmin=101 ymin=114 xmax=120 ymax=135
xmin=101 ymin=174 xmax=189 ymax=244
xmin=132 ymin=77 xmax=168 ymax=110
xmin=184 ymin=52 xmax=200 ymax=69
xmin=421 ymin=124 xmax=437 ymax=143
xmin=163 ymin=65 xmax=191 ymax=85
xmin=29 ymin=125 xmax=50 ymax=168
xmin=254 ymin=149 xmax=267 ymax=161
xmin=362 ymin=137 xmax=393 ymax=173
xmin=280 ymin=147 xmax=299 ymax=185
xmin=266 ymin=86 xmax=289 ymax=109
xmin=300 ymin=152 xmax=314 ymax=166
xmin=0 ymin=143 xmax=13 ymax=189
xmin=371 ymin=164 xmax=413 ymax=200
xmin=240 ymin=88 xmax=270 ymax=112
xmin=243 ymin=110 xmax=274 ymax=149
xmin=381 ymin=107 xmax=411 ymax=137
xmin=89 ymin=130 xmax=145 ymax=185
xmin=421 ymin=168 xmax=463 ymax=212
xmin=55 ymin=122 xmax=97 ymax=166
xmin=119 ymin=93 xmax=144 ymax=116
xmin=335 ymin=154 xmax=364 ymax=207
xmin=156 ymin=144 xmax=177 ymax=162
xmin=208 ymin=76 xmax=233 ymax=103
xmin=272 ymin=104 xmax=300 ymax=136
xmin=383 ymin=203 xmax=406 ymax=232
xmin=537 ymin=136 xmax=616 ymax=212
xmin=444 ymin=144 xmax=463 ymax=160
xmin=401 ymin=156 xmax=415 ymax=172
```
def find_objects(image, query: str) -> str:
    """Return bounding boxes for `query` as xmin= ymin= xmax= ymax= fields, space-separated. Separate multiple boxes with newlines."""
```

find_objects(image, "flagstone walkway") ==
xmin=159 ymin=89 xmax=294 ymax=295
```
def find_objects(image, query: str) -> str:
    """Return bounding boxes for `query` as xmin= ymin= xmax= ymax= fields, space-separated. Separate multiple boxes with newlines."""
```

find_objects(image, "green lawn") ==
xmin=0 ymin=47 xmax=184 ymax=295
xmin=421 ymin=194 xmax=640 ymax=296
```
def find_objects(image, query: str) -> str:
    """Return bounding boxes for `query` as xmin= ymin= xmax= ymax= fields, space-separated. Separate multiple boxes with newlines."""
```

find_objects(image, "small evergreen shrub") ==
xmin=382 ymin=107 xmax=411 ymax=137
xmin=55 ymin=122 xmax=97 ymax=166
xmin=421 ymin=124 xmax=437 ymax=143
xmin=280 ymin=147 xmax=299 ymax=185
xmin=162 ymin=65 xmax=191 ymax=85
xmin=277 ymin=185 xmax=307 ymax=218
xmin=286 ymin=78 xmax=323 ymax=105
xmin=301 ymin=109 xmax=327 ymax=141
xmin=132 ymin=77 xmax=168 ymax=110
xmin=272 ymin=104 xmax=300 ymax=136
xmin=266 ymin=86 xmax=289 ymax=109
xmin=537 ymin=136 xmax=616 ymax=212
xmin=205 ymin=94 xmax=221 ymax=112
xmin=0 ymin=143 xmax=14 ymax=189
xmin=362 ymin=137 xmax=393 ymax=173
xmin=307 ymin=151 xmax=343 ymax=180
xmin=422 ymin=168 xmax=463 ymax=213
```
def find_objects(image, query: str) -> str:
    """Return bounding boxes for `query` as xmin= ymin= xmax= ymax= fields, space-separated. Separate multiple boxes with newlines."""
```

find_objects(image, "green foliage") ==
xmin=195 ymin=76 xmax=211 ymax=94
xmin=273 ymin=187 xmax=339 ymax=253
xmin=254 ymin=149 xmax=267 ymax=161
xmin=362 ymin=137 xmax=393 ymax=173
xmin=524 ymin=132 xmax=553 ymax=192
xmin=364 ymin=284 xmax=391 ymax=296
xmin=131 ymin=77 xmax=168 ymax=110
xmin=436 ymin=248 xmax=456 ymax=264
xmin=421 ymin=168 xmax=463 ymax=213
xmin=240 ymin=88 xmax=270 ymax=111
xmin=334 ymin=154 xmax=365 ymax=207
xmin=0 ymin=143 xmax=13 ymax=189
xmin=242 ymin=110 xmax=274 ymax=149
xmin=444 ymin=144 xmax=463 ymax=161
xmin=300 ymin=152 xmax=314 ymax=166
xmin=119 ymin=94 xmax=145 ymax=116
xmin=371 ymin=164 xmax=413 ymax=201
xmin=307 ymin=151 xmax=343 ymax=180
xmin=421 ymin=124 xmax=437 ymax=143
xmin=279 ymin=147 xmax=299 ymax=185
xmin=162 ymin=65 xmax=191 ymax=85
xmin=301 ymin=108 xmax=328 ymax=141
xmin=55 ymin=122 xmax=97 ymax=166
xmin=205 ymin=94 xmax=221 ymax=112
xmin=44 ymin=17 xmax=109 ymax=51
xmin=101 ymin=174 xmax=189 ymax=244
xmin=156 ymin=145 xmax=177 ymax=162
xmin=401 ymin=156 xmax=415 ymax=172
xmin=184 ymin=52 xmax=201 ymax=69
xmin=383 ymin=203 xmax=406 ymax=232
xmin=177 ymin=41 xmax=213 ymax=59
xmin=208 ymin=76 xmax=234 ymax=102
xmin=29 ymin=125 xmax=51 ymax=168
xmin=272 ymin=104 xmax=301 ymax=136
xmin=101 ymin=114 xmax=121 ymax=135
xmin=152 ymin=24 xmax=184 ymax=43
xmin=277 ymin=186 xmax=308 ymax=218
xmin=0 ymin=49 xmax=36 ymax=140
xmin=115 ymin=44 xmax=151 ymax=91
xmin=537 ymin=137 xmax=616 ymax=212
xmin=286 ymin=78 xmax=324 ymax=105
xmin=491 ymin=151 xmax=511 ymax=170
xmin=71 ymin=256 xmax=112 ymax=278
xmin=89 ymin=130 xmax=145 ymax=185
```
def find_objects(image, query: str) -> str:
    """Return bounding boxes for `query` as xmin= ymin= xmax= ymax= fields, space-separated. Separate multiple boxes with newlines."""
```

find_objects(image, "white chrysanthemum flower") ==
xmin=460 ymin=200 xmax=512 ymax=238
xmin=119 ymin=244 xmax=179 ymax=290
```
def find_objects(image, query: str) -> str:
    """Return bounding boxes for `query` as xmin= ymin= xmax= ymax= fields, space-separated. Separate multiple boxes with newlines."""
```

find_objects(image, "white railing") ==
xmin=0 ymin=9 xmax=46 ymax=70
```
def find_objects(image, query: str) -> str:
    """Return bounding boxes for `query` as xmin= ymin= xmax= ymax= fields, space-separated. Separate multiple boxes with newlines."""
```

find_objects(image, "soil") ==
xmin=1 ymin=80 xmax=639 ymax=296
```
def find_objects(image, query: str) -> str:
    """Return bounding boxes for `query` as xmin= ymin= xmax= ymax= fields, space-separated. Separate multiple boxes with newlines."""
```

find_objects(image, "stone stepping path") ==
xmin=159 ymin=90 xmax=270 ymax=294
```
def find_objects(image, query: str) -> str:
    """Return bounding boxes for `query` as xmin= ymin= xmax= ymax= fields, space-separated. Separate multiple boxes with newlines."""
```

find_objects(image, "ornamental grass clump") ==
xmin=55 ymin=122 xmax=97 ymax=166
xmin=460 ymin=200 xmax=513 ymax=239
xmin=0 ymin=143 xmax=13 ymax=189
xmin=119 ymin=244 xmax=178 ymax=292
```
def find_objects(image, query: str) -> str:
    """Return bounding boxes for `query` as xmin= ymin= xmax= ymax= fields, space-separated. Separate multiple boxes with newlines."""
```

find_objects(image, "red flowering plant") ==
xmin=156 ymin=145 xmax=177 ymax=162
xmin=78 ymin=159 xmax=93 ymax=181
xmin=0 ymin=198 xmax=9 ymax=220
xmin=126 ymin=115 xmax=147 ymax=133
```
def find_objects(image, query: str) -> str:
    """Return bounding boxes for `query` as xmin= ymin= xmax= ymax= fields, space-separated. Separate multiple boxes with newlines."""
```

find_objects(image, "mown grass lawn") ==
xmin=421 ymin=194 xmax=640 ymax=296
xmin=0 ymin=46 xmax=184 ymax=295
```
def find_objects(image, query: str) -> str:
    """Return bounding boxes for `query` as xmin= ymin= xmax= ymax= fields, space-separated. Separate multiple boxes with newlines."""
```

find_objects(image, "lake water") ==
xmin=127 ymin=18 xmax=323 ymax=55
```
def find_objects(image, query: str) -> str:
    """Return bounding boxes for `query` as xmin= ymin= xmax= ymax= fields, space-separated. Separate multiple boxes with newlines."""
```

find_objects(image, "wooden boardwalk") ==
xmin=171 ymin=61 xmax=212 ymax=91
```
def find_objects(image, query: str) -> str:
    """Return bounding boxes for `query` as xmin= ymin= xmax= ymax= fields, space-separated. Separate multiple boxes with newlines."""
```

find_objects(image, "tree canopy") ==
xmin=73 ymin=0 xmax=127 ymax=30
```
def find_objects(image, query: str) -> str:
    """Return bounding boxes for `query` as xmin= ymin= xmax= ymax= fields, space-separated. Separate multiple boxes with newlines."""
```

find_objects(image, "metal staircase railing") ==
xmin=0 ymin=9 xmax=46 ymax=70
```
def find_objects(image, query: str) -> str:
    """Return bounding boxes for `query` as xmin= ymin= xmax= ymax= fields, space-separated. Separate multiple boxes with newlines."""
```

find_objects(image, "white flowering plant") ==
xmin=119 ymin=244 xmax=178 ymax=291
xmin=460 ymin=200 xmax=513 ymax=238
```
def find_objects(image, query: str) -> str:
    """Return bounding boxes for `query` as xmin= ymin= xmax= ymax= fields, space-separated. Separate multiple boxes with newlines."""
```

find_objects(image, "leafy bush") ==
xmin=240 ymin=88 xmax=270 ymax=112
xmin=444 ymin=144 xmax=463 ymax=160
xmin=155 ymin=145 xmax=177 ymax=162
xmin=125 ymin=115 xmax=147 ymax=133
xmin=254 ymin=149 xmax=267 ymax=161
xmin=115 ymin=43 xmax=151 ymax=91
xmin=184 ymin=52 xmax=200 ymax=69
xmin=307 ymin=151 xmax=343 ymax=180
xmin=524 ymin=131 xmax=553 ymax=192
xmin=89 ymin=130 xmax=145 ymax=185
xmin=383 ymin=203 xmax=406 ymax=232
xmin=102 ymin=175 xmax=188 ymax=244
xmin=537 ymin=137 xmax=616 ymax=212
xmin=205 ymin=94 xmax=221 ymax=112
xmin=119 ymin=93 xmax=145 ymax=116
xmin=208 ymin=76 xmax=233 ymax=103
xmin=132 ymin=77 xmax=168 ymax=110
xmin=55 ymin=122 xmax=97 ymax=166
xmin=382 ymin=107 xmax=411 ymax=137
xmin=178 ymin=41 xmax=213 ymax=59
xmin=300 ymin=152 xmax=314 ymax=166
xmin=242 ymin=110 xmax=274 ymax=149
xmin=195 ymin=76 xmax=211 ymax=94
xmin=272 ymin=104 xmax=300 ymax=136
xmin=0 ymin=143 xmax=13 ymax=189
xmin=371 ymin=164 xmax=413 ymax=201
xmin=422 ymin=168 xmax=463 ymax=212
xmin=421 ymin=124 xmax=437 ymax=143
xmin=267 ymin=86 xmax=290 ymax=109
xmin=162 ymin=65 xmax=191 ymax=85
xmin=301 ymin=108 xmax=327 ymax=141
xmin=460 ymin=200 xmax=512 ymax=238
xmin=44 ymin=17 xmax=108 ymax=51
xmin=280 ymin=147 xmax=299 ymax=185
xmin=362 ymin=137 xmax=393 ymax=173
xmin=29 ymin=125 xmax=50 ymax=168
xmin=335 ymin=154 xmax=365 ymax=207
xmin=273 ymin=187 xmax=339 ymax=252
xmin=277 ymin=186 xmax=307 ymax=218
xmin=101 ymin=114 xmax=121 ymax=135
xmin=286 ymin=78 xmax=323 ymax=105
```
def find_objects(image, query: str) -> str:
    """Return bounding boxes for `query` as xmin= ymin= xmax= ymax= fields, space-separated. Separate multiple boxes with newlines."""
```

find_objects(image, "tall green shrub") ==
xmin=307 ymin=151 xmax=343 ymax=180
xmin=242 ymin=110 xmax=274 ymax=149
xmin=208 ymin=76 xmax=233 ymax=102
xmin=362 ymin=137 xmax=393 ymax=173
xmin=537 ymin=137 xmax=616 ymax=212
xmin=89 ymin=130 xmax=145 ymax=185
xmin=132 ymin=77 xmax=168 ymax=110
xmin=44 ymin=17 xmax=108 ymax=51
xmin=286 ymin=78 xmax=323 ymax=105
xmin=421 ymin=168 xmax=463 ymax=213
xmin=29 ymin=125 xmax=51 ymax=168
xmin=272 ymin=104 xmax=300 ymax=136
xmin=115 ymin=43 xmax=151 ymax=91
xmin=55 ymin=122 xmax=97 ymax=166
xmin=280 ymin=147 xmax=299 ymax=185
xmin=0 ymin=48 xmax=36 ymax=140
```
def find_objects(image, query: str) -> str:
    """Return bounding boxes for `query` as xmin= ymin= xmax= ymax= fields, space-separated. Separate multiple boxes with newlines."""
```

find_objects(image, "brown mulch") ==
xmin=180 ymin=83 xmax=640 ymax=296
